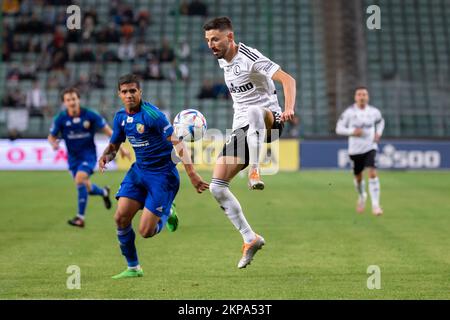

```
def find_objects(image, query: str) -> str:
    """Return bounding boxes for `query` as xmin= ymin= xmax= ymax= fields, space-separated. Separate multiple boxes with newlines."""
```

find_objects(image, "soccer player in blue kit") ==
xmin=99 ymin=74 xmax=209 ymax=279
xmin=48 ymin=88 xmax=131 ymax=228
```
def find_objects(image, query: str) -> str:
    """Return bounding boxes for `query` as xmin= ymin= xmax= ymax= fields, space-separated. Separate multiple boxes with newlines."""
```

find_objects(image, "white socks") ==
xmin=368 ymin=177 xmax=381 ymax=208
xmin=354 ymin=179 xmax=366 ymax=198
xmin=247 ymin=105 xmax=266 ymax=168
xmin=209 ymin=179 xmax=256 ymax=244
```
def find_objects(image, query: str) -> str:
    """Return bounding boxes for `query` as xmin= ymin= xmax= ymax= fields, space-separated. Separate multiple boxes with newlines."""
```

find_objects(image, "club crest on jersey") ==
xmin=83 ymin=120 xmax=90 ymax=129
xmin=136 ymin=123 xmax=145 ymax=134
xmin=233 ymin=65 xmax=241 ymax=75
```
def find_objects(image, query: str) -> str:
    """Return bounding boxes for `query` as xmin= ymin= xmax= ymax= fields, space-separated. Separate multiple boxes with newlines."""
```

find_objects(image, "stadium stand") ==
xmin=0 ymin=0 xmax=449 ymax=138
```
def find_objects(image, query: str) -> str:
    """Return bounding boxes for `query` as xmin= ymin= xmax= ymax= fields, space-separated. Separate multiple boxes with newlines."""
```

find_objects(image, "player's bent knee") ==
xmin=139 ymin=226 xmax=156 ymax=238
xmin=114 ymin=211 xmax=131 ymax=228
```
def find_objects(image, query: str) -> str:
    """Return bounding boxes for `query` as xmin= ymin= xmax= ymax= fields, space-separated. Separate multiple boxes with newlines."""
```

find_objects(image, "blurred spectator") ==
xmin=26 ymin=80 xmax=50 ymax=130
xmin=179 ymin=1 xmax=189 ymax=15
xmin=146 ymin=57 xmax=164 ymax=80
xmin=189 ymin=0 xmax=208 ymax=16
xmin=15 ymin=13 xmax=45 ymax=33
xmin=66 ymin=29 xmax=82 ymax=43
xmin=158 ymin=39 xmax=175 ymax=63
xmin=74 ymin=72 xmax=90 ymax=94
xmin=20 ymin=60 xmax=37 ymax=80
xmin=73 ymin=47 xmax=96 ymax=62
xmin=2 ymin=0 xmax=20 ymax=16
xmin=19 ymin=0 xmax=34 ymax=16
xmin=176 ymin=39 xmax=191 ymax=61
xmin=81 ymin=15 xmax=96 ymax=42
xmin=6 ymin=64 xmax=21 ymax=81
xmin=135 ymin=8 xmax=151 ymax=26
xmin=168 ymin=60 xmax=189 ymax=82
xmin=96 ymin=23 xmax=120 ymax=43
xmin=118 ymin=38 xmax=136 ymax=61
xmin=135 ymin=44 xmax=150 ymax=62
xmin=97 ymin=44 xmax=120 ymax=62
xmin=3 ymin=86 xmax=28 ymax=140
xmin=121 ymin=23 xmax=135 ymax=39
xmin=198 ymin=80 xmax=230 ymax=99
xmin=84 ymin=7 xmax=98 ymax=25
xmin=46 ymin=68 xmax=71 ymax=90
xmin=198 ymin=79 xmax=216 ymax=99
xmin=90 ymin=69 xmax=106 ymax=89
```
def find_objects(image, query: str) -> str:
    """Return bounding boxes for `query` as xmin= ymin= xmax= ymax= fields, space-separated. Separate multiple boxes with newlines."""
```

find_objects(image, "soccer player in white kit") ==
xmin=203 ymin=17 xmax=296 ymax=268
xmin=336 ymin=87 xmax=385 ymax=216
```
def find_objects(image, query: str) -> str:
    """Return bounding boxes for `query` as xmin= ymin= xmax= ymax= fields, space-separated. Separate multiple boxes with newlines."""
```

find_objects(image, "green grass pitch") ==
xmin=0 ymin=170 xmax=449 ymax=299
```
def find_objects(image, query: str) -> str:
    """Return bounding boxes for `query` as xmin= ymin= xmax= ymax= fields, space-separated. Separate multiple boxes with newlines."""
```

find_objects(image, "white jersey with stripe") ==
xmin=336 ymin=104 xmax=385 ymax=155
xmin=218 ymin=42 xmax=282 ymax=130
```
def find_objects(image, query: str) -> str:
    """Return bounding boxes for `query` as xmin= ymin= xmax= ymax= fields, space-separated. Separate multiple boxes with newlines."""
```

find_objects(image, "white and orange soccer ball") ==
xmin=173 ymin=109 xmax=207 ymax=142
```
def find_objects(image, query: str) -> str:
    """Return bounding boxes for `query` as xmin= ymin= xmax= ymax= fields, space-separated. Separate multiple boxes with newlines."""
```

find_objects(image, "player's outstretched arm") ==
xmin=272 ymin=69 xmax=296 ymax=122
xmin=168 ymin=135 xmax=209 ymax=194
xmin=99 ymin=142 xmax=122 ymax=173
xmin=47 ymin=134 xmax=60 ymax=150
xmin=101 ymin=125 xmax=132 ymax=160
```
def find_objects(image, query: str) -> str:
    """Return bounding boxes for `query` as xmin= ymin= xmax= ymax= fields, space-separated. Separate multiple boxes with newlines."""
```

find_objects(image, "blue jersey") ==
xmin=50 ymin=107 xmax=107 ymax=166
xmin=110 ymin=101 xmax=175 ymax=171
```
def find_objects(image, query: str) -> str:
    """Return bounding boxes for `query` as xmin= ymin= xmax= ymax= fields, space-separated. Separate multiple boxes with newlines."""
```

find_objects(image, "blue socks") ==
xmin=155 ymin=214 xmax=169 ymax=235
xmin=89 ymin=184 xmax=105 ymax=196
xmin=77 ymin=184 xmax=88 ymax=219
xmin=117 ymin=225 xmax=139 ymax=267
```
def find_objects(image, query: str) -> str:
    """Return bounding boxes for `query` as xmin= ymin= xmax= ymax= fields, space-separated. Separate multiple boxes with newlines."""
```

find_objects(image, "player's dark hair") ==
xmin=355 ymin=86 xmax=369 ymax=94
xmin=60 ymin=87 xmax=80 ymax=101
xmin=203 ymin=16 xmax=233 ymax=31
xmin=118 ymin=74 xmax=141 ymax=90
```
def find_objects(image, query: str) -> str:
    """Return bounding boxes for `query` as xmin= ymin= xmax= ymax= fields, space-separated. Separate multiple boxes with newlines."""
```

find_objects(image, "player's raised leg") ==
xmin=247 ymin=107 xmax=276 ymax=190
xmin=368 ymin=167 xmax=383 ymax=216
xmin=112 ymin=197 xmax=143 ymax=279
xmin=138 ymin=208 xmax=168 ymax=238
xmin=209 ymin=157 xmax=265 ymax=268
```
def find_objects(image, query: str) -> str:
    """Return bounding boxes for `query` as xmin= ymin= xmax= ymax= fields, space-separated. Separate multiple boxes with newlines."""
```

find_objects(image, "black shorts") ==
xmin=349 ymin=150 xmax=377 ymax=175
xmin=219 ymin=110 xmax=284 ymax=170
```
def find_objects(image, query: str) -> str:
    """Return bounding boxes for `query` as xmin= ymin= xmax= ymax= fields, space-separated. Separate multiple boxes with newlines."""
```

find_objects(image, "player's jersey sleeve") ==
xmin=110 ymin=113 xmax=126 ymax=144
xmin=153 ymin=112 xmax=174 ymax=139
xmin=374 ymin=108 xmax=385 ymax=135
xmin=49 ymin=114 xmax=62 ymax=137
xmin=89 ymin=109 xmax=107 ymax=130
xmin=251 ymin=54 xmax=281 ymax=79
xmin=336 ymin=109 xmax=354 ymax=136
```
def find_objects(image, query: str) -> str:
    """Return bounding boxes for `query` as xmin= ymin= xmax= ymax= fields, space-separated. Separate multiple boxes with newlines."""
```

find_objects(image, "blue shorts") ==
xmin=116 ymin=163 xmax=180 ymax=218
xmin=69 ymin=158 xmax=97 ymax=178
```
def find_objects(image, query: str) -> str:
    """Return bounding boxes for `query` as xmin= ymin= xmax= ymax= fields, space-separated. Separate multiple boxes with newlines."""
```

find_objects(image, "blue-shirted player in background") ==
xmin=48 ymin=87 xmax=131 ymax=228
xmin=99 ymin=74 xmax=209 ymax=279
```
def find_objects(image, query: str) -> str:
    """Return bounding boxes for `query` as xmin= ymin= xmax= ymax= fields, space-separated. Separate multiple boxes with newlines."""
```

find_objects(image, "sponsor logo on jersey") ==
xmin=229 ymin=82 xmax=254 ymax=94
xmin=126 ymin=116 xmax=133 ymax=123
xmin=65 ymin=121 xmax=72 ymax=126
xmin=136 ymin=123 xmax=145 ymax=134
xmin=73 ymin=117 xmax=81 ymax=124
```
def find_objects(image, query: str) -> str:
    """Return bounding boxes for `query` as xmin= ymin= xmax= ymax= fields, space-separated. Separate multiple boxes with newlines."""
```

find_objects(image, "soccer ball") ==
xmin=173 ymin=109 xmax=207 ymax=142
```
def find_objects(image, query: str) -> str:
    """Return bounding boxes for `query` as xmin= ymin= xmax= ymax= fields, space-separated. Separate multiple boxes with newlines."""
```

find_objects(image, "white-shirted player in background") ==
xmin=336 ymin=87 xmax=385 ymax=216
xmin=203 ymin=17 xmax=296 ymax=268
